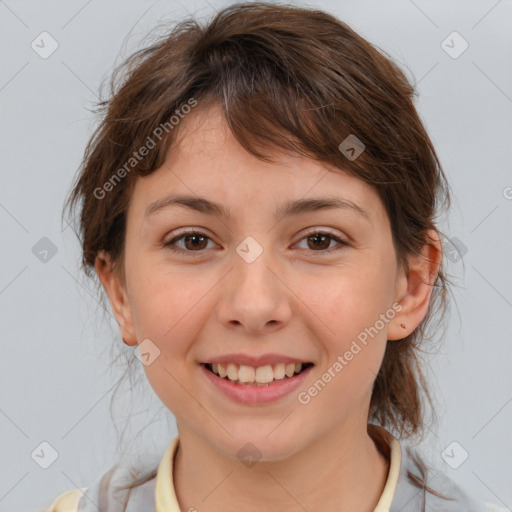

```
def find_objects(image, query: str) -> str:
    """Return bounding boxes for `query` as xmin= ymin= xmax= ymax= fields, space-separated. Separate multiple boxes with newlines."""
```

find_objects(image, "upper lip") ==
xmin=203 ymin=353 xmax=314 ymax=367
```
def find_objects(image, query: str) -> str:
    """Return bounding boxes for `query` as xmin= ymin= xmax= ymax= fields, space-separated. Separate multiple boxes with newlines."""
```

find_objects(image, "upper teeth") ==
xmin=211 ymin=362 xmax=303 ymax=383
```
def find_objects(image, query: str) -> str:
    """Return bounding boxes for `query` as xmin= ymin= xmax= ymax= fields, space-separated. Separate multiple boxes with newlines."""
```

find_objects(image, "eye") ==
xmin=163 ymin=229 xmax=216 ymax=256
xmin=294 ymin=229 xmax=349 ymax=253
xmin=162 ymin=228 xmax=348 ymax=256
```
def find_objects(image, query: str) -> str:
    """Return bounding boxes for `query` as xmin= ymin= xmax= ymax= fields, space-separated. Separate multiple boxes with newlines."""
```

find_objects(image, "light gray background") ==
xmin=1 ymin=0 xmax=511 ymax=511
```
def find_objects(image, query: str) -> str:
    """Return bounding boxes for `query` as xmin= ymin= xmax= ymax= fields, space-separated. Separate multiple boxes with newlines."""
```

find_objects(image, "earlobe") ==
xmin=388 ymin=230 xmax=442 ymax=341
xmin=95 ymin=250 xmax=138 ymax=346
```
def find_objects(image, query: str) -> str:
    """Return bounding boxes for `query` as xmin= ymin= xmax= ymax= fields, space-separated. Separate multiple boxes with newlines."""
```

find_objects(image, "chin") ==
xmin=215 ymin=430 xmax=306 ymax=464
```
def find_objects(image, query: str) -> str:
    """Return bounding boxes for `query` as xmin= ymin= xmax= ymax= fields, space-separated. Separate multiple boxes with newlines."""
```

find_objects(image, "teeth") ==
xmin=227 ymin=363 xmax=238 ymax=381
xmin=273 ymin=363 xmax=285 ymax=380
xmin=238 ymin=365 xmax=255 ymax=383
xmin=210 ymin=362 xmax=306 ymax=384
xmin=255 ymin=365 xmax=274 ymax=383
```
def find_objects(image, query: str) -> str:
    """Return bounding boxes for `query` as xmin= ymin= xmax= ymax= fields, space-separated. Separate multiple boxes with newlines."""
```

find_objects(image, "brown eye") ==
xmin=296 ymin=230 xmax=348 ymax=253
xmin=163 ymin=230 xmax=214 ymax=255
xmin=306 ymin=233 xmax=331 ymax=251
xmin=182 ymin=233 xmax=208 ymax=250
xmin=163 ymin=228 xmax=348 ymax=257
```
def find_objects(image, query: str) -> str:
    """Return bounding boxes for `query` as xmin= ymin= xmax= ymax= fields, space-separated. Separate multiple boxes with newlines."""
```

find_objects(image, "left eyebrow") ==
xmin=144 ymin=194 xmax=372 ymax=224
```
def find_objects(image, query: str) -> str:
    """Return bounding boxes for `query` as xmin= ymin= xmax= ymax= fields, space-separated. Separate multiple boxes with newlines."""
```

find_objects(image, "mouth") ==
xmin=201 ymin=361 xmax=315 ymax=386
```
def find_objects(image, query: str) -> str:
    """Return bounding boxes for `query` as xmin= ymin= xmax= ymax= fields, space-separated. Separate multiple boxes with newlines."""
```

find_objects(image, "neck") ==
xmin=173 ymin=422 xmax=390 ymax=512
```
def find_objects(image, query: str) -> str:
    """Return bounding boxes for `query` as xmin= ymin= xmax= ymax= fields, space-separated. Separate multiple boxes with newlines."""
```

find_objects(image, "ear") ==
xmin=387 ymin=229 xmax=443 ymax=341
xmin=95 ymin=250 xmax=138 ymax=346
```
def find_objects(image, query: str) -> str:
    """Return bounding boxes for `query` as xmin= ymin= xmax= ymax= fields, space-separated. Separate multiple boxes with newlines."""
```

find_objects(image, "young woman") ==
xmin=46 ymin=2 xmax=504 ymax=511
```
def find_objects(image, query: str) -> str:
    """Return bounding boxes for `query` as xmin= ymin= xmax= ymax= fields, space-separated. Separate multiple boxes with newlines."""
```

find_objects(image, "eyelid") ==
xmin=164 ymin=227 xmax=213 ymax=242
xmin=295 ymin=226 xmax=345 ymax=242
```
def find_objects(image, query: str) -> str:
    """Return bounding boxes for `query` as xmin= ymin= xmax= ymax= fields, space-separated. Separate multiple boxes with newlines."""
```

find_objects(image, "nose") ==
xmin=215 ymin=248 xmax=293 ymax=335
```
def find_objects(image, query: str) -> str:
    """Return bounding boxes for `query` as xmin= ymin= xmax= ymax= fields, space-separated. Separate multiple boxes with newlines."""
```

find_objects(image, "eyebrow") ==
xmin=144 ymin=194 xmax=371 ymax=223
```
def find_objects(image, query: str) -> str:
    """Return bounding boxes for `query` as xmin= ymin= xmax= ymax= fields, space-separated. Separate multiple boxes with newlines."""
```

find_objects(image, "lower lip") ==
xmin=200 ymin=363 xmax=314 ymax=405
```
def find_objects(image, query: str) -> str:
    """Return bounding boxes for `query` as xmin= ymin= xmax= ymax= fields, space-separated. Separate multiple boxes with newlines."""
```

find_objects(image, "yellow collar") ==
xmin=155 ymin=434 xmax=181 ymax=512
xmin=155 ymin=428 xmax=401 ymax=512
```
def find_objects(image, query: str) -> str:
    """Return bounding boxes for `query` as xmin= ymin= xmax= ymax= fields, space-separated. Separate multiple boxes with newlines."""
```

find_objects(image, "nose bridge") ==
xmin=217 ymin=235 xmax=292 ymax=331
xmin=233 ymin=235 xmax=280 ymax=297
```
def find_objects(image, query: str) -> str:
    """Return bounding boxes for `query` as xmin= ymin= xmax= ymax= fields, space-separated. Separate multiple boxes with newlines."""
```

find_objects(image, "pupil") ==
xmin=186 ymin=234 xmax=206 ymax=250
xmin=309 ymin=234 xmax=329 ymax=250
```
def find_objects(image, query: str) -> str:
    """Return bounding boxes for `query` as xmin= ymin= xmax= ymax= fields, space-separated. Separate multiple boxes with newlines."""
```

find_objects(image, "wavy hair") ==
xmin=63 ymin=2 xmax=456 ymax=508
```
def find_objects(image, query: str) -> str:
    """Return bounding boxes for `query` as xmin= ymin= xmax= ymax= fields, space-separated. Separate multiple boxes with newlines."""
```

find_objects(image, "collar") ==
xmin=155 ymin=435 xmax=181 ymax=512
xmin=155 ymin=426 xmax=402 ymax=512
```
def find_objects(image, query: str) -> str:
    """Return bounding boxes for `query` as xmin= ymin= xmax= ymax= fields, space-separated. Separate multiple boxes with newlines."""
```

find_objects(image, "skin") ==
xmin=96 ymin=104 xmax=442 ymax=512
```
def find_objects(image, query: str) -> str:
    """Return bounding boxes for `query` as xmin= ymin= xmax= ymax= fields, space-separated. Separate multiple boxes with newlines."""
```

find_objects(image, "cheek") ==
xmin=296 ymin=261 xmax=393 ymax=393
xmin=128 ymin=262 xmax=239 ymax=414
xmin=127 ymin=261 xmax=208 ymax=355
xmin=128 ymin=265 xmax=212 ymax=410
xmin=308 ymin=262 xmax=394 ymax=339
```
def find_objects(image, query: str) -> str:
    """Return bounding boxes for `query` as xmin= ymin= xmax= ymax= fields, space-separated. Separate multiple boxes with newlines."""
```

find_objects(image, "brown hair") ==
xmin=63 ymin=0 xmax=455 ymax=505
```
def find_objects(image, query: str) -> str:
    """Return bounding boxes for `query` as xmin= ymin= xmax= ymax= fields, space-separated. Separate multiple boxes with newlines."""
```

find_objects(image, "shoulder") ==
xmin=46 ymin=459 xmax=158 ymax=512
xmin=391 ymin=442 xmax=507 ymax=512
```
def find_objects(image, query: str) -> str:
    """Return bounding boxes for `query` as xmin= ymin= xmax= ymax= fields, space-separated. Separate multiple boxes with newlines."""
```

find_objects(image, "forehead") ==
xmin=127 ymin=104 xmax=386 ymax=225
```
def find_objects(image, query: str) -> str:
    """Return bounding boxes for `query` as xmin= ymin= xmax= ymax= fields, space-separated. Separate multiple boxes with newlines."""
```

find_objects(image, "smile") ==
xmin=200 ymin=362 xmax=315 ymax=405
xmin=204 ymin=362 xmax=314 ymax=386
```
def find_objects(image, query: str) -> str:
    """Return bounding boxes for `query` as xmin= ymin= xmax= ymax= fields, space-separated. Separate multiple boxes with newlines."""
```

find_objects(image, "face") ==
xmin=98 ymin=104 xmax=427 ymax=462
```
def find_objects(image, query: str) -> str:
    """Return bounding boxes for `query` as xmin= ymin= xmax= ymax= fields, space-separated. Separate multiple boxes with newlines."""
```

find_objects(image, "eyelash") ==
xmin=162 ymin=228 xmax=349 ymax=257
